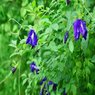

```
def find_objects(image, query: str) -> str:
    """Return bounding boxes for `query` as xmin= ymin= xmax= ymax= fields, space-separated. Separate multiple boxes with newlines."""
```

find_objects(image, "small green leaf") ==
xmin=69 ymin=40 xmax=74 ymax=53
xmin=87 ymin=83 xmax=93 ymax=90
xmin=41 ymin=18 xmax=51 ymax=24
xmin=85 ymin=67 xmax=90 ymax=75
xmin=9 ymin=40 xmax=17 ymax=48
xmin=71 ymin=85 xmax=77 ymax=95
xmin=22 ymin=0 xmax=28 ymax=6
xmin=20 ymin=8 xmax=26 ymax=17
xmin=91 ymin=55 xmax=95 ymax=63
xmin=51 ymin=23 xmax=59 ymax=31
xmin=49 ymin=41 xmax=58 ymax=52
xmin=10 ymin=52 xmax=20 ymax=58
xmin=81 ymin=38 xmax=88 ymax=52
xmin=22 ymin=78 xmax=28 ymax=85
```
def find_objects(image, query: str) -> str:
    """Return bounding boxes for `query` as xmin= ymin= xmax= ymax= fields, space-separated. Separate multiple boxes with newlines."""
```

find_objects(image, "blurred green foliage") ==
xmin=0 ymin=0 xmax=95 ymax=95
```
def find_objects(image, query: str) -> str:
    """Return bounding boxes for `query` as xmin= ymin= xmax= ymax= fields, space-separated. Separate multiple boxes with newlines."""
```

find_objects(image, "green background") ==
xmin=0 ymin=0 xmax=95 ymax=95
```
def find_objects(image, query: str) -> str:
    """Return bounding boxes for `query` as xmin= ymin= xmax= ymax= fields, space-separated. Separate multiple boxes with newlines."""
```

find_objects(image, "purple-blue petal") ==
xmin=79 ymin=20 xmax=87 ymax=40
xmin=73 ymin=19 xmax=88 ymax=40
xmin=73 ymin=19 xmax=80 ymax=40
xmin=40 ymin=77 xmax=47 ymax=85
xmin=64 ymin=32 xmax=69 ymax=43
xmin=42 ymin=77 xmax=47 ymax=82
xmin=48 ymin=81 xmax=53 ymax=85
xmin=30 ymin=62 xmax=39 ymax=73
xmin=26 ymin=29 xmax=38 ymax=47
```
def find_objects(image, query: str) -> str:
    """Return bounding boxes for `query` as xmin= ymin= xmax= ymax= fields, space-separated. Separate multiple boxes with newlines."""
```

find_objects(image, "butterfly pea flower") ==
xmin=26 ymin=29 xmax=38 ymax=48
xmin=64 ymin=32 xmax=69 ymax=43
xmin=48 ymin=81 xmax=53 ymax=85
xmin=48 ymin=81 xmax=57 ymax=91
xmin=73 ymin=19 xmax=87 ymax=40
xmin=12 ymin=67 xmax=16 ymax=74
xmin=40 ymin=77 xmax=47 ymax=85
xmin=66 ymin=0 xmax=70 ymax=5
xmin=30 ymin=62 xmax=39 ymax=74
xmin=53 ymin=83 xmax=57 ymax=91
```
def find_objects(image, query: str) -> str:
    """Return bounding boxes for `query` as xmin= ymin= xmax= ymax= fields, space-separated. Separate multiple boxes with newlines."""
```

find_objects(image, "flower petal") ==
xmin=30 ymin=62 xmax=39 ymax=73
xmin=64 ymin=31 xmax=69 ymax=43
xmin=73 ymin=19 xmax=81 ymax=40
xmin=80 ymin=20 xmax=87 ymax=40
xmin=26 ymin=29 xmax=38 ymax=47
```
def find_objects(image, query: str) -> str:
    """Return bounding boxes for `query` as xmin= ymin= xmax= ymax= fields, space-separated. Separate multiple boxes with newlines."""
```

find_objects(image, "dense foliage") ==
xmin=0 ymin=0 xmax=95 ymax=95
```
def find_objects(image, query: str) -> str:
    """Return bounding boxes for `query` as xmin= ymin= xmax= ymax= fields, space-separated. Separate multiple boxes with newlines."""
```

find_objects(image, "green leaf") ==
xmin=85 ymin=67 xmax=90 ymax=75
xmin=87 ymin=83 xmax=93 ymax=90
xmin=71 ymin=85 xmax=77 ymax=95
xmin=69 ymin=40 xmax=74 ymax=53
xmin=20 ymin=8 xmax=26 ymax=17
xmin=9 ymin=40 xmax=17 ymax=48
xmin=91 ymin=55 xmax=95 ymax=63
xmin=22 ymin=78 xmax=28 ymax=85
xmin=40 ymin=18 xmax=51 ymax=24
xmin=22 ymin=0 xmax=28 ymax=6
xmin=5 ymin=23 xmax=11 ymax=32
xmin=49 ymin=41 xmax=58 ymax=52
xmin=81 ymin=38 xmax=88 ymax=52
xmin=51 ymin=23 xmax=59 ymax=31
xmin=10 ymin=52 xmax=20 ymax=58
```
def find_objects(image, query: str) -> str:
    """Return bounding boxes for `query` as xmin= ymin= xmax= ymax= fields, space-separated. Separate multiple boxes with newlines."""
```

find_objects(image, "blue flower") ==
xmin=30 ymin=62 xmax=39 ymax=74
xmin=48 ymin=81 xmax=53 ymax=85
xmin=26 ymin=29 xmax=38 ymax=48
xmin=12 ymin=67 xmax=16 ymax=74
xmin=40 ymin=77 xmax=47 ymax=85
xmin=66 ymin=0 xmax=70 ymax=5
xmin=73 ymin=19 xmax=87 ymax=40
xmin=52 ymin=83 xmax=57 ymax=91
xmin=64 ymin=32 xmax=69 ymax=43
xmin=48 ymin=81 xmax=57 ymax=91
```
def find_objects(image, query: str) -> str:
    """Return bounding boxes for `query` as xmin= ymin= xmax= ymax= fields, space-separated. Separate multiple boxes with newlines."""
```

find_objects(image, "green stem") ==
xmin=9 ymin=18 xmax=22 ymax=27
xmin=19 ymin=63 xmax=21 ymax=95
xmin=83 ymin=6 xmax=93 ymax=19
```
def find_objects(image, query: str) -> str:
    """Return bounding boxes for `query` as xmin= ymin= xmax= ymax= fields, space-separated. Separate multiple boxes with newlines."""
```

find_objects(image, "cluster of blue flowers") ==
xmin=39 ymin=77 xmax=60 ymax=95
xmin=25 ymin=19 xmax=88 ymax=95
xmin=26 ymin=28 xmax=68 ymax=95
xmin=24 ymin=1 xmax=88 ymax=95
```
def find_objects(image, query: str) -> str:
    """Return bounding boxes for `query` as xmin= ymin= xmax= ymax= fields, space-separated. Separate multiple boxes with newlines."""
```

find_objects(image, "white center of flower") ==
xmin=31 ymin=32 xmax=34 ymax=40
xmin=80 ymin=23 xmax=84 ymax=34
